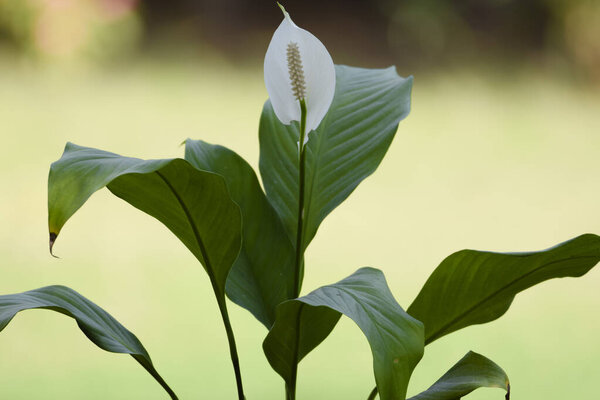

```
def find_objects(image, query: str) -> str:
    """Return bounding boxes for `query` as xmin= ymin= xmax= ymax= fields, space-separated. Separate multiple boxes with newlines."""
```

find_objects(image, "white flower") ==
xmin=264 ymin=4 xmax=336 ymax=141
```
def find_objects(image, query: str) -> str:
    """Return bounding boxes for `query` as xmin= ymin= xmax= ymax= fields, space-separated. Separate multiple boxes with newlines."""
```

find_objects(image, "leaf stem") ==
xmin=288 ymin=99 xmax=307 ymax=400
xmin=134 ymin=356 xmax=179 ymax=399
xmin=216 ymin=298 xmax=246 ymax=400
xmin=155 ymin=171 xmax=245 ymax=400
xmin=367 ymin=387 xmax=378 ymax=400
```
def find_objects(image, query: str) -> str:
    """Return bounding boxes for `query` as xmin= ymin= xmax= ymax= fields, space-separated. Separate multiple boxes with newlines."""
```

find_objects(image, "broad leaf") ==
xmin=48 ymin=143 xmax=241 ymax=299
xmin=409 ymin=351 xmax=509 ymax=400
xmin=408 ymin=234 xmax=600 ymax=344
xmin=263 ymin=267 xmax=424 ymax=400
xmin=185 ymin=140 xmax=295 ymax=328
xmin=259 ymin=65 xmax=412 ymax=255
xmin=0 ymin=285 xmax=177 ymax=399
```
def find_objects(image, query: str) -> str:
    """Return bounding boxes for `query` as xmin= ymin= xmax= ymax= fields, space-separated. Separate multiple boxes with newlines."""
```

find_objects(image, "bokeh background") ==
xmin=0 ymin=0 xmax=599 ymax=399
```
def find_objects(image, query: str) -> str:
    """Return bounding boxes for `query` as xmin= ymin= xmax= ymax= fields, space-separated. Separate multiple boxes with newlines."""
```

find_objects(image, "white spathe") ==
xmin=264 ymin=5 xmax=336 ymax=140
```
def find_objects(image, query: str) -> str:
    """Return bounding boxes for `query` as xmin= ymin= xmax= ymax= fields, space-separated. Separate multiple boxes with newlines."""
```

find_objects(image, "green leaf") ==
xmin=259 ymin=65 xmax=412 ymax=254
xmin=0 ymin=285 xmax=177 ymax=399
xmin=48 ymin=143 xmax=241 ymax=299
xmin=184 ymin=140 xmax=295 ymax=328
xmin=408 ymin=234 xmax=600 ymax=345
xmin=263 ymin=267 xmax=424 ymax=400
xmin=408 ymin=351 xmax=509 ymax=400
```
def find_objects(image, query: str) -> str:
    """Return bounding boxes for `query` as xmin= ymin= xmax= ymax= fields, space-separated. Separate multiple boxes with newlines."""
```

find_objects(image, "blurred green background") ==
xmin=0 ymin=0 xmax=599 ymax=399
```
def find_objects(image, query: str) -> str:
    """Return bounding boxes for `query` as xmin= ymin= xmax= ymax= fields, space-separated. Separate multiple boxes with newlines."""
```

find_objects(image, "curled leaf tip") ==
xmin=49 ymin=232 xmax=59 ymax=258
xmin=505 ymin=383 xmax=511 ymax=400
xmin=277 ymin=2 xmax=287 ymax=15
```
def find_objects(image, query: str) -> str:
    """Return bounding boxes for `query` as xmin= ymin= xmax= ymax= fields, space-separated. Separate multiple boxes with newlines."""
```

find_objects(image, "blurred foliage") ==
xmin=0 ymin=0 xmax=141 ymax=62
xmin=0 ymin=0 xmax=36 ymax=51
xmin=378 ymin=0 xmax=600 ymax=79
xmin=0 ymin=0 xmax=599 ymax=79
xmin=562 ymin=0 xmax=600 ymax=80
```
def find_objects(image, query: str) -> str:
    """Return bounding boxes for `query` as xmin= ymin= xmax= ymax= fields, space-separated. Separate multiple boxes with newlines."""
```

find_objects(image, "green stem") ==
xmin=294 ymin=99 xmax=308 ymax=298
xmin=286 ymin=304 xmax=305 ymax=400
xmin=367 ymin=387 xmax=378 ymax=400
xmin=288 ymin=99 xmax=307 ymax=400
xmin=155 ymin=171 xmax=245 ymax=400
xmin=216 ymin=298 xmax=245 ymax=400
xmin=134 ymin=356 xmax=179 ymax=399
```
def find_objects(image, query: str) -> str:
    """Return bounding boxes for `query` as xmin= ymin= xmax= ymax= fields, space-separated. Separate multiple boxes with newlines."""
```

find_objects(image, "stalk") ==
xmin=293 ymin=99 xmax=308 ymax=297
xmin=155 ymin=171 xmax=245 ymax=400
xmin=216 ymin=297 xmax=245 ymax=400
xmin=367 ymin=387 xmax=378 ymax=400
xmin=288 ymin=99 xmax=308 ymax=400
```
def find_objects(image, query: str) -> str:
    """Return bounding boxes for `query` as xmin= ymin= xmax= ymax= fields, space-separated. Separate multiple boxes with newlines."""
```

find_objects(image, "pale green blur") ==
xmin=0 ymin=58 xmax=598 ymax=399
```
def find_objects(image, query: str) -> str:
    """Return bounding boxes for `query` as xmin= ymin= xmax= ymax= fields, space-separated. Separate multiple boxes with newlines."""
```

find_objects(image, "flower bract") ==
xmin=264 ymin=4 xmax=336 ymax=141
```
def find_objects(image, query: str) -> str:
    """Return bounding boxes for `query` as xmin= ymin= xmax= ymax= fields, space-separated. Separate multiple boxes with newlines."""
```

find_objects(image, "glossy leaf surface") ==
xmin=185 ymin=140 xmax=295 ymax=328
xmin=409 ymin=351 xmax=509 ymax=400
xmin=48 ymin=143 xmax=241 ymax=298
xmin=263 ymin=267 xmax=424 ymax=400
xmin=0 ymin=285 xmax=177 ymax=399
xmin=408 ymin=234 xmax=600 ymax=344
xmin=259 ymin=65 xmax=412 ymax=253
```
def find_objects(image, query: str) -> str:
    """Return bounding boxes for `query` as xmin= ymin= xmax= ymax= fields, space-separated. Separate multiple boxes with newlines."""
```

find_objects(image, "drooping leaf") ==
xmin=48 ymin=143 xmax=241 ymax=300
xmin=0 ymin=285 xmax=177 ymax=399
xmin=408 ymin=351 xmax=509 ymax=400
xmin=184 ymin=140 xmax=295 ymax=328
xmin=408 ymin=234 xmax=600 ymax=344
xmin=263 ymin=267 xmax=424 ymax=400
xmin=259 ymin=65 xmax=412 ymax=255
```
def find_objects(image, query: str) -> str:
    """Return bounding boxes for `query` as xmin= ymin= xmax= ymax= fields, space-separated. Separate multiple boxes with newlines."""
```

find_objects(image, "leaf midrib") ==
xmin=321 ymin=283 xmax=412 ymax=362
xmin=155 ymin=170 xmax=220 ymax=294
xmin=422 ymin=254 xmax=599 ymax=344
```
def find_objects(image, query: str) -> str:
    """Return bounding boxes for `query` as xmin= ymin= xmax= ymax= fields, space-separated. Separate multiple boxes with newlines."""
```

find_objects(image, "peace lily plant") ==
xmin=1 ymin=4 xmax=599 ymax=400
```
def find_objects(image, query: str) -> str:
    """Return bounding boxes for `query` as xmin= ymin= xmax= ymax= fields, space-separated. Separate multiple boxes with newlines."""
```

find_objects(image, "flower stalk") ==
xmin=294 ymin=98 xmax=307 ymax=297
xmin=264 ymin=4 xmax=335 ymax=399
xmin=288 ymin=41 xmax=308 ymax=400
